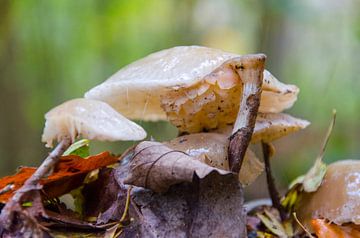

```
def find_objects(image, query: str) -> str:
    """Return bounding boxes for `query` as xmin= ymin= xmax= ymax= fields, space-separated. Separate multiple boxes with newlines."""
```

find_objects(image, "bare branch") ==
xmin=0 ymin=138 xmax=71 ymax=229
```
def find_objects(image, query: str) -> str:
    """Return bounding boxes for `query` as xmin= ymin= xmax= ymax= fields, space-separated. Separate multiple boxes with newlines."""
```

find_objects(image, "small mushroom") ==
xmin=42 ymin=98 xmax=146 ymax=147
xmin=296 ymin=160 xmax=360 ymax=231
xmin=85 ymin=46 xmax=299 ymax=133
xmin=164 ymin=133 xmax=264 ymax=185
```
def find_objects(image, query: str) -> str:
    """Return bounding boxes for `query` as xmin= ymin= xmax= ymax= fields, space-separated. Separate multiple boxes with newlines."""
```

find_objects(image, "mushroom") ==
xmin=42 ymin=98 xmax=146 ymax=147
xmin=296 ymin=160 xmax=360 ymax=231
xmin=84 ymin=46 xmax=308 ymax=182
xmin=84 ymin=45 xmax=299 ymax=134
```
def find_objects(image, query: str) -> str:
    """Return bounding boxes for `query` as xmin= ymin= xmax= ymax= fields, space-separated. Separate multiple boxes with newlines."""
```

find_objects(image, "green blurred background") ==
xmin=1 ymin=0 xmax=359 ymax=198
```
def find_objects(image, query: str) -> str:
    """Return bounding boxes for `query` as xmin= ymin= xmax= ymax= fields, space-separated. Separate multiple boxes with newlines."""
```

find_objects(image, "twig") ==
xmin=293 ymin=212 xmax=315 ymax=238
xmin=262 ymin=141 xmax=287 ymax=221
xmin=0 ymin=137 xmax=71 ymax=229
xmin=0 ymin=184 xmax=14 ymax=195
xmin=120 ymin=186 xmax=132 ymax=222
xmin=228 ymin=54 xmax=266 ymax=173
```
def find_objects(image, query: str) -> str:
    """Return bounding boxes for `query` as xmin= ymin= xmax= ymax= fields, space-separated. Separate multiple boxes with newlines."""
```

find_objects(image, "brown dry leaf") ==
xmin=311 ymin=219 xmax=360 ymax=238
xmin=122 ymin=172 xmax=246 ymax=238
xmin=123 ymin=141 xmax=231 ymax=193
xmin=0 ymin=151 xmax=118 ymax=203
xmin=164 ymin=132 xmax=264 ymax=185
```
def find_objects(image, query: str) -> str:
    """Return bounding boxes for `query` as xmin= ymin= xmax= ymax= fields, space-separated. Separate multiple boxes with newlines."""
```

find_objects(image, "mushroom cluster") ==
xmin=81 ymin=45 xmax=308 ymax=184
xmin=41 ymin=46 xmax=309 ymax=185
xmin=2 ymin=46 xmax=314 ymax=237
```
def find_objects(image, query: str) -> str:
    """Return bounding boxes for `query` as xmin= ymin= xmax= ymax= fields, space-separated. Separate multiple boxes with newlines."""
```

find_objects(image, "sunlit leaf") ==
xmin=22 ymin=201 xmax=33 ymax=207
xmin=303 ymin=110 xmax=336 ymax=192
xmin=63 ymin=139 xmax=90 ymax=158
xmin=311 ymin=219 xmax=360 ymax=238
xmin=256 ymin=210 xmax=288 ymax=238
xmin=0 ymin=152 xmax=118 ymax=203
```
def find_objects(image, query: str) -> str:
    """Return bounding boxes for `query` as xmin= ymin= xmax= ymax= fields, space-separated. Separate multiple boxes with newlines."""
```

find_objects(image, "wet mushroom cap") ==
xmin=42 ymin=98 xmax=147 ymax=147
xmin=251 ymin=113 xmax=309 ymax=143
xmin=85 ymin=46 xmax=299 ymax=129
xmin=213 ymin=113 xmax=310 ymax=143
xmin=296 ymin=160 xmax=360 ymax=230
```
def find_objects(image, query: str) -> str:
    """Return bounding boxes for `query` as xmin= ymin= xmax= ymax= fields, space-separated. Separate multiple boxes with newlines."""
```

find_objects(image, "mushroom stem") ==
xmin=228 ymin=54 xmax=266 ymax=173
xmin=0 ymin=137 xmax=71 ymax=229
xmin=262 ymin=141 xmax=287 ymax=221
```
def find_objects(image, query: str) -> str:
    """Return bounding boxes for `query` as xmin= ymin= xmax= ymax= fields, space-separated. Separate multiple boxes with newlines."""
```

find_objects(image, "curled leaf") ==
xmin=165 ymin=133 xmax=264 ymax=185
xmin=311 ymin=219 xmax=360 ymax=238
xmin=303 ymin=110 xmax=336 ymax=192
xmin=0 ymin=152 xmax=118 ymax=203
xmin=63 ymin=139 xmax=90 ymax=157
xmin=123 ymin=141 xmax=231 ymax=193
xmin=256 ymin=209 xmax=288 ymax=238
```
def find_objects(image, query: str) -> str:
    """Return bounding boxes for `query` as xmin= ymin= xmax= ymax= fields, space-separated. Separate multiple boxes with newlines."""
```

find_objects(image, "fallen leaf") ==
xmin=126 ymin=172 xmax=246 ymax=238
xmin=311 ymin=219 xmax=360 ymax=238
xmin=0 ymin=152 xmax=119 ymax=203
xmin=82 ymin=168 xmax=122 ymax=220
xmin=256 ymin=209 xmax=289 ymax=238
xmin=302 ymin=110 xmax=336 ymax=192
xmin=63 ymin=139 xmax=90 ymax=157
xmin=165 ymin=132 xmax=264 ymax=185
xmin=123 ymin=141 xmax=231 ymax=193
xmin=302 ymin=159 xmax=327 ymax=193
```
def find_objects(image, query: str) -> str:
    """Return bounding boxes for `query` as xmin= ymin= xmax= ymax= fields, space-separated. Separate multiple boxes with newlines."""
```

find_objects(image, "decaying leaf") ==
xmin=0 ymin=152 xmax=118 ymax=203
xmin=302 ymin=110 xmax=335 ymax=192
xmin=257 ymin=212 xmax=287 ymax=238
xmin=164 ymin=133 xmax=264 ymax=185
xmin=311 ymin=219 xmax=360 ymax=238
xmin=124 ymin=141 xmax=231 ymax=193
xmin=125 ymin=172 xmax=246 ymax=238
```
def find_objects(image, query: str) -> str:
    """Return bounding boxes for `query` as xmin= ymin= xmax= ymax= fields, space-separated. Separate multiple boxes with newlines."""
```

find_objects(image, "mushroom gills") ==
xmin=160 ymin=59 xmax=299 ymax=134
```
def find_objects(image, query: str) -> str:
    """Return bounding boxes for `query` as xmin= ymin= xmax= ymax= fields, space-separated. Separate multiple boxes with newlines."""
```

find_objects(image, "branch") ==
xmin=228 ymin=54 xmax=266 ymax=173
xmin=262 ymin=141 xmax=286 ymax=221
xmin=0 ymin=138 xmax=71 ymax=229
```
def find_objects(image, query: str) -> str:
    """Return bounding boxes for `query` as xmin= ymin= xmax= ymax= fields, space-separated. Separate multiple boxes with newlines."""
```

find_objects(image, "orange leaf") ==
xmin=311 ymin=219 xmax=360 ymax=238
xmin=0 ymin=151 xmax=118 ymax=203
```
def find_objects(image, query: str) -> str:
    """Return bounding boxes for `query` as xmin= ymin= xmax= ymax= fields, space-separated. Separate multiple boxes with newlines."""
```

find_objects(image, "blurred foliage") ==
xmin=1 ymin=0 xmax=360 ymax=198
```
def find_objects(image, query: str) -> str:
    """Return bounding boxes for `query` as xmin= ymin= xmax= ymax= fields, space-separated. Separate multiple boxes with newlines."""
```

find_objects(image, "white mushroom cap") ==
xmin=42 ymin=98 xmax=147 ymax=147
xmin=85 ymin=46 xmax=298 ymax=121
xmin=297 ymin=160 xmax=360 ymax=229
